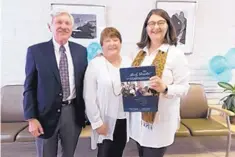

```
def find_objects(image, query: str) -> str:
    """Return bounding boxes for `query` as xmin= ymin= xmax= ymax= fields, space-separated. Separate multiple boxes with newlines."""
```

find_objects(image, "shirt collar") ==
xmin=52 ymin=38 xmax=69 ymax=53
xmin=143 ymin=43 xmax=170 ymax=56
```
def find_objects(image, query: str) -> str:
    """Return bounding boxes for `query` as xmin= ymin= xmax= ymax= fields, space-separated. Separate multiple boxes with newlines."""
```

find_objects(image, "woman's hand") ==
xmin=96 ymin=124 xmax=108 ymax=136
xmin=149 ymin=76 xmax=167 ymax=93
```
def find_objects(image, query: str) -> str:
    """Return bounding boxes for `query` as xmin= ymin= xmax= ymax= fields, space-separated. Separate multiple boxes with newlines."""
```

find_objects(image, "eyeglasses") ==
xmin=147 ymin=20 xmax=166 ymax=28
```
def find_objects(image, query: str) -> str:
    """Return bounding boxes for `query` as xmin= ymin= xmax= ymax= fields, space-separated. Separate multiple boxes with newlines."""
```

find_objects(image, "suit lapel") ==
xmin=44 ymin=40 xmax=61 ymax=85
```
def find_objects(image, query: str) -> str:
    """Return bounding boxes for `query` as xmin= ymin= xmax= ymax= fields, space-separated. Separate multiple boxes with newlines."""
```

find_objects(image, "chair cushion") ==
xmin=176 ymin=123 xmax=191 ymax=137
xmin=16 ymin=125 xmax=92 ymax=142
xmin=15 ymin=126 xmax=35 ymax=142
xmin=1 ymin=122 xmax=28 ymax=143
xmin=80 ymin=125 xmax=91 ymax=138
xmin=181 ymin=119 xmax=229 ymax=136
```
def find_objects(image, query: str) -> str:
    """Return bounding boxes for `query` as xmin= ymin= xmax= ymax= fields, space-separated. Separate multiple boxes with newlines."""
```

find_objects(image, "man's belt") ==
xmin=62 ymin=99 xmax=75 ymax=106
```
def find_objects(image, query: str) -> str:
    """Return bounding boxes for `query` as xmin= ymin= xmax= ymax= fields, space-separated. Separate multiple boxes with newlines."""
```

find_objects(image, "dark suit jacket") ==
xmin=23 ymin=40 xmax=88 ymax=139
xmin=180 ymin=19 xmax=187 ymax=44
xmin=171 ymin=14 xmax=182 ymax=36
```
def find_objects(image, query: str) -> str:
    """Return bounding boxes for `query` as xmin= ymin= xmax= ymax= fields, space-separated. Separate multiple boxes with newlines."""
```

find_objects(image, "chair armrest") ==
xmin=208 ymin=105 xmax=235 ymax=116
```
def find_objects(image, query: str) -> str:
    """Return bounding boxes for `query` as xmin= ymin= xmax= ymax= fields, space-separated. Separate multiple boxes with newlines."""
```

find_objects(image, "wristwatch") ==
xmin=163 ymin=86 xmax=168 ymax=94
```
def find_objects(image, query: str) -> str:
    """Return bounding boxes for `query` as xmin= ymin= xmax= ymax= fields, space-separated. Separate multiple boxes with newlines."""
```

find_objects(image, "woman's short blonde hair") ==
xmin=100 ymin=27 xmax=122 ymax=46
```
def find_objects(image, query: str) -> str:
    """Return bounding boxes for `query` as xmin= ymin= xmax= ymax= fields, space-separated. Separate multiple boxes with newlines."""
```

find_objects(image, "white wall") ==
xmin=1 ymin=0 xmax=235 ymax=101
xmin=186 ymin=0 xmax=235 ymax=101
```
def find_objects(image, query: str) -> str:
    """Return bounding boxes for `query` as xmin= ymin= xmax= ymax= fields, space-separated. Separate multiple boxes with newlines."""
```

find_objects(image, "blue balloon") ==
xmin=225 ymin=48 xmax=235 ymax=68
xmin=209 ymin=56 xmax=230 ymax=74
xmin=213 ymin=69 xmax=232 ymax=82
xmin=87 ymin=42 xmax=102 ymax=62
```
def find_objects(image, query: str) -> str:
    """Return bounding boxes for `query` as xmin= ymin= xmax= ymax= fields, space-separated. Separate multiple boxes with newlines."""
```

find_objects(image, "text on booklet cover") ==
xmin=120 ymin=66 xmax=159 ymax=112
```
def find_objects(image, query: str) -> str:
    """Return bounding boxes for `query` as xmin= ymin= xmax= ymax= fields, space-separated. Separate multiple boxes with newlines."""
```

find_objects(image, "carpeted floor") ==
xmin=1 ymin=136 xmax=235 ymax=157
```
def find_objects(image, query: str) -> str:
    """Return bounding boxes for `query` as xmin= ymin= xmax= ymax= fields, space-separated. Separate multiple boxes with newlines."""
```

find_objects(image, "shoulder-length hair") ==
xmin=137 ymin=9 xmax=177 ymax=49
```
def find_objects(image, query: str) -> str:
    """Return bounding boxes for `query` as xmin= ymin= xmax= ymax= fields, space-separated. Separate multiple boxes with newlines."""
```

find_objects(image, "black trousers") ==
xmin=97 ymin=119 xmax=127 ymax=157
xmin=136 ymin=142 xmax=167 ymax=157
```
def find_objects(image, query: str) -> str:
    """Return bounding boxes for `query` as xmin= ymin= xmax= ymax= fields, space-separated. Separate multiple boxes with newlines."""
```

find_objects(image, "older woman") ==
xmin=83 ymin=27 xmax=131 ymax=157
xmin=129 ymin=9 xmax=190 ymax=157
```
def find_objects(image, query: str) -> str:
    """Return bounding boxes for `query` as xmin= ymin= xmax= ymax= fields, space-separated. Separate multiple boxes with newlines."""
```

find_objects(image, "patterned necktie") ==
xmin=59 ymin=45 xmax=70 ymax=100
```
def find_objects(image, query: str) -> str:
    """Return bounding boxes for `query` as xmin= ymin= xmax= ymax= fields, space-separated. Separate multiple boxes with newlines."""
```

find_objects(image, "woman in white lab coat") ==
xmin=129 ymin=9 xmax=190 ymax=157
xmin=83 ymin=27 xmax=131 ymax=157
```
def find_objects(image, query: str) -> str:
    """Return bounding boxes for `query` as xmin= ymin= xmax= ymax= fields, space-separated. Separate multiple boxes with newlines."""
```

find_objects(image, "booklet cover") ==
xmin=120 ymin=66 xmax=159 ymax=112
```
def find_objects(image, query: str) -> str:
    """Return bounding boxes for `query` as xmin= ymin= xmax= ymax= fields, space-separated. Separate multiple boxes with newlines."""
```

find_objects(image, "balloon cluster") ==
xmin=86 ymin=42 xmax=102 ymax=62
xmin=209 ymin=48 xmax=235 ymax=82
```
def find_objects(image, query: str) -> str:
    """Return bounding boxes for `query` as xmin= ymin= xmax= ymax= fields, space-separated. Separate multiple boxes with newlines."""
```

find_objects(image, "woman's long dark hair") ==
xmin=137 ymin=9 xmax=177 ymax=49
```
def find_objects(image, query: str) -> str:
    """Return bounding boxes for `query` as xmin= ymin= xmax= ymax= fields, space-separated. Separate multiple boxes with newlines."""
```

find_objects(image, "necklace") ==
xmin=104 ymin=56 xmax=122 ymax=96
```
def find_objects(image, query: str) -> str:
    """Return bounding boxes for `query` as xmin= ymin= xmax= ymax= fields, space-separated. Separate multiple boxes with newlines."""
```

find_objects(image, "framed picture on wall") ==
xmin=51 ymin=3 xmax=106 ymax=47
xmin=156 ymin=0 xmax=197 ymax=54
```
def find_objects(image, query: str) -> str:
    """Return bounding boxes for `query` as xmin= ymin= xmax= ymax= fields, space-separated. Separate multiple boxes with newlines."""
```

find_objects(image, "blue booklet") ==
xmin=120 ymin=66 xmax=159 ymax=112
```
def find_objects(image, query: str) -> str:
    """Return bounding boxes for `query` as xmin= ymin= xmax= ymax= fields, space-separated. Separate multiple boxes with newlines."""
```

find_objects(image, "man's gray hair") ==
xmin=48 ymin=9 xmax=74 ymax=26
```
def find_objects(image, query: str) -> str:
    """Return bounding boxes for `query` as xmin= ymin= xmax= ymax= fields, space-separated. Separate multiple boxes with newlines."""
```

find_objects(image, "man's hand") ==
xmin=96 ymin=124 xmax=108 ymax=136
xmin=28 ymin=119 xmax=44 ymax=137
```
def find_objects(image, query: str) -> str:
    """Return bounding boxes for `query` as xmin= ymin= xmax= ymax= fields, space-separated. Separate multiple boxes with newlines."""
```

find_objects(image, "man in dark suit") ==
xmin=171 ymin=12 xmax=187 ymax=44
xmin=171 ymin=13 xmax=182 ymax=38
xmin=178 ymin=11 xmax=187 ymax=44
xmin=23 ymin=9 xmax=87 ymax=157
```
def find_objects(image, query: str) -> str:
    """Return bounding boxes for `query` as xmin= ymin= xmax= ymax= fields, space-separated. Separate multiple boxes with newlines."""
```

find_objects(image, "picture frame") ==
xmin=51 ymin=3 xmax=106 ymax=47
xmin=156 ymin=0 xmax=197 ymax=54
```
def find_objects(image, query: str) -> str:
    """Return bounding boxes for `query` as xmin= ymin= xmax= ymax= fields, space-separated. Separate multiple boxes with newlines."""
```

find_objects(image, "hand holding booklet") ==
xmin=119 ymin=66 xmax=159 ymax=112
